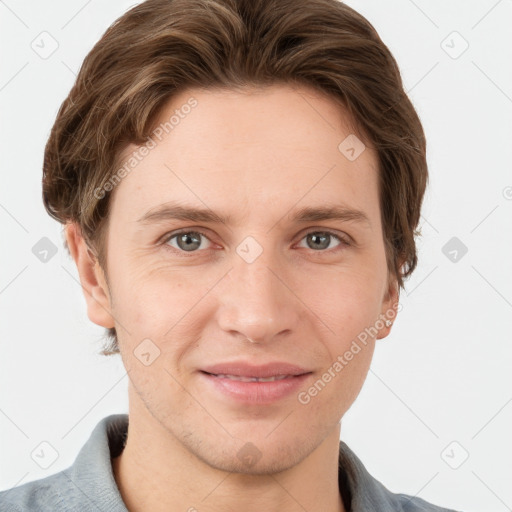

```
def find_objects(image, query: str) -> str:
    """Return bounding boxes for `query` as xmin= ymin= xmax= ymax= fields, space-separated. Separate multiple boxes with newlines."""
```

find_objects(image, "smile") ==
xmin=208 ymin=373 xmax=293 ymax=382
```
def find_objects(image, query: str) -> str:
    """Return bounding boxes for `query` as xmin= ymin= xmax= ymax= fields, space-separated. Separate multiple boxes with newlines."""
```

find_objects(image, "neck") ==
xmin=112 ymin=387 xmax=345 ymax=512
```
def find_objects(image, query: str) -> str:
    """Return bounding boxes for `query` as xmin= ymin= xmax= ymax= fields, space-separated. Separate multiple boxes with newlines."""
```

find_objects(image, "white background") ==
xmin=1 ymin=1 xmax=511 ymax=511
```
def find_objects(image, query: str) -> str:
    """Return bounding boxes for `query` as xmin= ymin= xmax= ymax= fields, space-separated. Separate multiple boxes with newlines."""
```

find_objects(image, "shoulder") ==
xmin=357 ymin=475 xmax=461 ymax=512
xmin=338 ymin=440 xmax=462 ymax=512
xmin=0 ymin=414 xmax=129 ymax=512
xmin=387 ymin=491 xmax=461 ymax=511
xmin=0 ymin=470 xmax=74 ymax=512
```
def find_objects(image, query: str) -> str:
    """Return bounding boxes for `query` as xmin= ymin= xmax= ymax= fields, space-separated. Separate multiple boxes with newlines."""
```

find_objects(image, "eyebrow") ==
xmin=291 ymin=205 xmax=371 ymax=226
xmin=137 ymin=202 xmax=371 ymax=227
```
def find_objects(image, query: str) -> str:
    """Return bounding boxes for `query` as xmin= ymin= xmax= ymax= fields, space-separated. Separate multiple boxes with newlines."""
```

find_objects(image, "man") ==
xmin=0 ymin=0 xmax=460 ymax=510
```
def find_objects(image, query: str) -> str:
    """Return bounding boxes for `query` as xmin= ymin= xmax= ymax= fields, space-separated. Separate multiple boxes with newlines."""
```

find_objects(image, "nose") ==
xmin=215 ymin=246 xmax=301 ymax=344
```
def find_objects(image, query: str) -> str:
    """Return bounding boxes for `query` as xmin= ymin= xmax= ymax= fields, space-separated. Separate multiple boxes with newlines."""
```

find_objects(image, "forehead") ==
xmin=110 ymin=84 xmax=380 ymax=225
xmin=148 ymin=83 xmax=365 ymax=158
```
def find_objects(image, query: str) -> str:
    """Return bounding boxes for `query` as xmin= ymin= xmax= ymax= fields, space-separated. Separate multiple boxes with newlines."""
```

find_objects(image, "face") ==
xmin=79 ymin=84 xmax=398 ymax=474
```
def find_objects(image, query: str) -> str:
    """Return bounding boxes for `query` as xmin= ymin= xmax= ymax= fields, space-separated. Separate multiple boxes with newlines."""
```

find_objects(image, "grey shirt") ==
xmin=0 ymin=414 xmax=459 ymax=512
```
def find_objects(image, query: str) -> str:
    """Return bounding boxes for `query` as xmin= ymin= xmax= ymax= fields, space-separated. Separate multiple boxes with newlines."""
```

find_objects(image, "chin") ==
xmin=182 ymin=429 xmax=322 ymax=476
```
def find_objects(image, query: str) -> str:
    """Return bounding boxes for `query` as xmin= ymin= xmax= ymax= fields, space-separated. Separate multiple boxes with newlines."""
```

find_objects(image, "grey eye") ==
xmin=303 ymin=232 xmax=340 ymax=251
xmin=168 ymin=231 xmax=207 ymax=252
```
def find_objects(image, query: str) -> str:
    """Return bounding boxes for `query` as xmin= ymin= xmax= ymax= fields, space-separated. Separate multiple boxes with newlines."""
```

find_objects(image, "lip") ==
xmin=199 ymin=361 xmax=312 ymax=404
xmin=201 ymin=361 xmax=310 ymax=378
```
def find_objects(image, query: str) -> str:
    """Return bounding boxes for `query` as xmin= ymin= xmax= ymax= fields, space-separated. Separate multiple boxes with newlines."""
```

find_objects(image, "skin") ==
xmin=66 ymin=84 xmax=399 ymax=512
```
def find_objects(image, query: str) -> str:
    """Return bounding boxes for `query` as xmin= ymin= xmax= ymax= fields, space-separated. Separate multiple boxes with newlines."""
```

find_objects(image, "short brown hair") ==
xmin=42 ymin=0 xmax=427 ymax=355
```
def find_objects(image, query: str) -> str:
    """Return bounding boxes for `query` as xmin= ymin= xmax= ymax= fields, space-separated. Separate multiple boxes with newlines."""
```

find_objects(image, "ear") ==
xmin=65 ymin=222 xmax=115 ymax=329
xmin=376 ymin=272 xmax=400 ymax=340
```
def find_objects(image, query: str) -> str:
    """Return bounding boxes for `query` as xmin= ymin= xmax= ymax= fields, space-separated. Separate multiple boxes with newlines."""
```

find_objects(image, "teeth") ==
xmin=215 ymin=374 xmax=290 ymax=382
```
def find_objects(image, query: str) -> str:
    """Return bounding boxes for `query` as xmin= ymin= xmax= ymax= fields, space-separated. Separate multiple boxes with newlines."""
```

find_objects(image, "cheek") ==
xmin=108 ymin=258 xmax=217 ymax=359
xmin=109 ymin=252 xmax=185 ymax=315
xmin=296 ymin=337 xmax=375 ymax=426
xmin=308 ymin=267 xmax=386 ymax=338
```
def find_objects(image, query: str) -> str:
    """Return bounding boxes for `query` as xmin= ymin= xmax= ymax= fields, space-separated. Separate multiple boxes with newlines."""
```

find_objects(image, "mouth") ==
xmin=200 ymin=361 xmax=311 ymax=378
xmin=198 ymin=363 xmax=312 ymax=403
xmin=201 ymin=372 xmax=299 ymax=382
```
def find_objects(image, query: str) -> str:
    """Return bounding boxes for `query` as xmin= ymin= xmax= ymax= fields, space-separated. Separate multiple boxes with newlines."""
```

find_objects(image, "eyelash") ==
xmin=160 ymin=228 xmax=351 ymax=256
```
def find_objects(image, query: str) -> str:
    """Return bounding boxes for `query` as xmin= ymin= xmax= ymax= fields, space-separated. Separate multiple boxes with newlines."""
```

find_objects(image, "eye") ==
xmin=296 ymin=230 xmax=348 ymax=252
xmin=161 ymin=228 xmax=350 ymax=255
xmin=164 ymin=230 xmax=212 ymax=252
